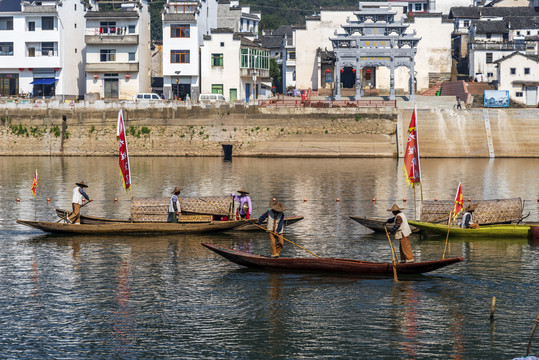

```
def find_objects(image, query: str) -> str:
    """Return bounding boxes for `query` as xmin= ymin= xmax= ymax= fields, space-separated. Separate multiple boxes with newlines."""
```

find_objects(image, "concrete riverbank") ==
xmin=0 ymin=98 xmax=538 ymax=157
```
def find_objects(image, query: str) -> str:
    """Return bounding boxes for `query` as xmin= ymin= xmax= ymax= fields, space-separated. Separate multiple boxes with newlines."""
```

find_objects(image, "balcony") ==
xmin=85 ymin=62 xmax=139 ymax=72
xmin=85 ymin=34 xmax=138 ymax=45
xmin=470 ymin=42 xmax=526 ymax=50
xmin=240 ymin=68 xmax=269 ymax=78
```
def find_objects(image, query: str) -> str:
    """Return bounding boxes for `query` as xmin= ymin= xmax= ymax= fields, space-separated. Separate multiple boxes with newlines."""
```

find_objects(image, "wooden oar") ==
xmin=198 ymin=198 xmax=321 ymax=258
xmin=527 ymin=314 xmax=539 ymax=356
xmin=384 ymin=226 xmax=399 ymax=282
xmin=442 ymin=210 xmax=452 ymax=260
xmin=56 ymin=200 xmax=92 ymax=223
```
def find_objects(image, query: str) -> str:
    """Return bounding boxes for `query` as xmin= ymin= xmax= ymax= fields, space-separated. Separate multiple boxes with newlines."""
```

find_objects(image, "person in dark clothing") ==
xmin=167 ymin=187 xmax=181 ymax=223
xmin=258 ymin=200 xmax=286 ymax=257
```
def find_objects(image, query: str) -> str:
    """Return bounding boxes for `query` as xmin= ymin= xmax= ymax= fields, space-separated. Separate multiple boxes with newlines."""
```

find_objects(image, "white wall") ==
xmin=497 ymin=54 xmax=539 ymax=104
xmin=432 ymin=0 xmax=473 ymax=14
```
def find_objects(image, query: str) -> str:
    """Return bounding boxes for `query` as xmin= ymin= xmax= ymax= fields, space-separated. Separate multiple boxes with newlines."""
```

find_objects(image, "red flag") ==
xmin=453 ymin=182 xmax=463 ymax=219
xmin=31 ymin=169 xmax=38 ymax=197
xmin=403 ymin=106 xmax=421 ymax=186
xmin=116 ymin=109 xmax=131 ymax=191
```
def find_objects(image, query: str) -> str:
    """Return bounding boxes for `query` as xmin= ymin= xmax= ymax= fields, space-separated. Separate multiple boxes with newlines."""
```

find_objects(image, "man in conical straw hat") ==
xmin=231 ymin=188 xmax=252 ymax=220
xmin=68 ymin=181 xmax=91 ymax=224
xmin=258 ymin=200 xmax=286 ymax=257
xmin=460 ymin=203 xmax=479 ymax=229
xmin=386 ymin=204 xmax=414 ymax=263
xmin=167 ymin=187 xmax=182 ymax=223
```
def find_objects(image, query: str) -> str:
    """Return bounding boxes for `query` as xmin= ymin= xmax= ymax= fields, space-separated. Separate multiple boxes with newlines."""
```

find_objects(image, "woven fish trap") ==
xmin=420 ymin=198 xmax=523 ymax=226
xmin=131 ymin=196 xmax=233 ymax=223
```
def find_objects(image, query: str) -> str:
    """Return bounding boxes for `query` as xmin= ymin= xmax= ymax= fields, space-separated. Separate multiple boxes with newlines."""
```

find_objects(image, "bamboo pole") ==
xmin=384 ymin=226 xmax=399 ymax=282
xmin=413 ymin=185 xmax=417 ymax=221
xmin=527 ymin=314 xmax=539 ymax=356
xmin=490 ymin=296 xmax=496 ymax=321
xmin=442 ymin=210 xmax=453 ymax=260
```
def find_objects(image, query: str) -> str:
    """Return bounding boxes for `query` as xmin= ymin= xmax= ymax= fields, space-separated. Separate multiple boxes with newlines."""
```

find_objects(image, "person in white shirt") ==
xmin=167 ymin=187 xmax=181 ymax=223
xmin=386 ymin=204 xmax=414 ymax=263
xmin=68 ymin=181 xmax=91 ymax=224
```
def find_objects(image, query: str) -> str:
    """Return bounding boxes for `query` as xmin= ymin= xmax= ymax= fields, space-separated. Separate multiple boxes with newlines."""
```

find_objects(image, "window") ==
xmin=171 ymin=24 xmax=189 ymax=38
xmin=171 ymin=50 xmax=189 ymax=63
xmin=42 ymin=16 xmax=54 ymax=30
xmin=212 ymin=53 xmax=223 ymax=66
xmin=510 ymin=68 xmax=516 ymax=75
xmin=28 ymin=21 xmax=35 ymax=31
xmin=220 ymin=42 xmax=225 ymax=47
xmin=517 ymin=31 xmax=521 ymax=35
xmin=486 ymin=53 xmax=493 ymax=63
xmin=525 ymin=68 xmax=530 ymax=75
xmin=486 ymin=33 xmax=491 ymax=39
xmin=463 ymin=20 xmax=470 ymax=27
xmin=527 ymin=31 xmax=531 ymax=35
xmin=128 ymin=25 xmax=135 ymax=34
xmin=74 ymin=4 xmax=76 ymax=10
xmin=414 ymin=3 xmax=422 ymax=11
xmin=74 ymin=23 xmax=77 ymax=28
xmin=287 ymin=50 xmax=295 ymax=60
xmin=0 ymin=17 xmax=13 ymax=30
xmin=129 ymin=52 xmax=135 ymax=61
xmin=211 ymin=84 xmax=223 ymax=94
xmin=487 ymin=72 xmax=493 ymax=77
xmin=516 ymin=92 xmax=523 ymax=97
xmin=100 ymin=21 xmax=116 ymax=34
xmin=41 ymin=42 xmax=55 ymax=56
xmin=0 ymin=42 xmax=14 ymax=56
xmin=240 ymin=48 xmax=270 ymax=69
xmin=100 ymin=49 xmax=116 ymax=62
xmin=28 ymin=47 xmax=35 ymax=57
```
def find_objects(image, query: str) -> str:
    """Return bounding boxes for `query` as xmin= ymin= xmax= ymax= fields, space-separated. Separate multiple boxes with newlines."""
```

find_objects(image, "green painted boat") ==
xmin=408 ymin=220 xmax=531 ymax=238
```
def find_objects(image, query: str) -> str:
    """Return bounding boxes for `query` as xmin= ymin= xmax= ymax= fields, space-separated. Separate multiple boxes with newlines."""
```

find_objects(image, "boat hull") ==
xmin=202 ymin=243 xmax=463 ymax=275
xmin=408 ymin=220 xmax=530 ymax=238
xmin=17 ymin=219 xmax=250 ymax=235
xmin=349 ymin=216 xmax=419 ymax=233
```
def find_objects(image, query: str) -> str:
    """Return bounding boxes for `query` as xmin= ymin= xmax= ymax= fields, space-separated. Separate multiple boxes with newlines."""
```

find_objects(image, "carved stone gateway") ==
xmin=330 ymin=5 xmax=420 ymax=101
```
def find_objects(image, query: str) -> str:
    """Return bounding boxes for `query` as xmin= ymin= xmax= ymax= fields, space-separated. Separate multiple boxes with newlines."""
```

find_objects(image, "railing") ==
xmin=258 ymin=99 xmax=397 ymax=108
xmin=86 ymin=27 xmax=133 ymax=36
xmin=470 ymin=42 xmax=526 ymax=50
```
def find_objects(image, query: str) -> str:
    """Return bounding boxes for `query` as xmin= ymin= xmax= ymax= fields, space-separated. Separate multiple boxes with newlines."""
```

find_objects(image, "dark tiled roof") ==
xmin=506 ymin=16 xmax=539 ymax=30
xmin=450 ymin=6 xmax=539 ymax=19
xmin=473 ymin=20 xmax=508 ymax=34
xmin=494 ymin=51 xmax=539 ymax=64
xmin=85 ymin=11 xmax=139 ymax=18
xmin=242 ymin=12 xmax=259 ymax=20
xmin=449 ymin=7 xmax=481 ymax=19
xmin=260 ymin=35 xmax=284 ymax=49
xmin=211 ymin=28 xmax=234 ymax=34
xmin=321 ymin=6 xmax=358 ymax=11
xmin=273 ymin=25 xmax=293 ymax=37
xmin=306 ymin=15 xmax=320 ymax=21
xmin=0 ymin=0 xmax=20 ymax=12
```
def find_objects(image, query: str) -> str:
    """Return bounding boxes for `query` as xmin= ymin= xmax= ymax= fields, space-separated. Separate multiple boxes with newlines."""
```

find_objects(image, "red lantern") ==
xmin=340 ymin=69 xmax=344 ymax=73
xmin=352 ymin=69 xmax=356 ymax=73
xmin=366 ymin=69 xmax=371 ymax=73
xmin=93 ymin=74 xmax=98 ymax=79
xmin=325 ymin=69 xmax=330 ymax=73
xmin=19 ymin=68 xmax=24 ymax=72
xmin=28 ymin=68 xmax=33 ymax=71
xmin=54 ymin=68 xmax=59 ymax=71
xmin=125 ymin=74 xmax=130 ymax=79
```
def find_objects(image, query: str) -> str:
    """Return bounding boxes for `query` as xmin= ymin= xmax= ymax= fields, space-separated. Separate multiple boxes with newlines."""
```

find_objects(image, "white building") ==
xmin=495 ymin=52 xmax=539 ymax=105
xmin=217 ymin=0 xmax=260 ymax=36
xmin=0 ymin=0 xmax=85 ymax=98
xmin=294 ymin=5 xmax=452 ymax=95
xmin=84 ymin=0 xmax=151 ymax=100
xmin=162 ymin=0 xmax=218 ymax=100
xmin=260 ymin=25 xmax=296 ymax=93
xmin=200 ymin=28 xmax=269 ymax=102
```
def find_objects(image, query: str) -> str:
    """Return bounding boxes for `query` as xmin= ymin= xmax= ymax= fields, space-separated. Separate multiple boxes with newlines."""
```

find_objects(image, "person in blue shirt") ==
xmin=167 ymin=187 xmax=181 ymax=223
xmin=258 ymin=200 xmax=286 ymax=257
xmin=461 ymin=203 xmax=478 ymax=229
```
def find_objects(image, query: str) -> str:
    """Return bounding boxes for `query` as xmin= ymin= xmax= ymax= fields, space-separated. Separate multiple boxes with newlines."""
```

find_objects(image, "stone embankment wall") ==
xmin=0 ymin=103 xmax=538 ymax=157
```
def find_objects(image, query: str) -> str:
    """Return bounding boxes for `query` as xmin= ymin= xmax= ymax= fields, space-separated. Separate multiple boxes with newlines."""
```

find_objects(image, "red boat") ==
xmin=202 ymin=243 xmax=463 ymax=275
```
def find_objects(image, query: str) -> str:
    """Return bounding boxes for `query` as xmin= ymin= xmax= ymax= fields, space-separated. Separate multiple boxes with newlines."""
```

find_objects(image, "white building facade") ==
xmin=201 ymin=29 xmax=269 ymax=102
xmin=0 ymin=0 xmax=86 ymax=98
xmin=84 ymin=0 xmax=151 ymax=100
xmin=496 ymin=52 xmax=539 ymax=105
xmin=162 ymin=0 xmax=218 ymax=100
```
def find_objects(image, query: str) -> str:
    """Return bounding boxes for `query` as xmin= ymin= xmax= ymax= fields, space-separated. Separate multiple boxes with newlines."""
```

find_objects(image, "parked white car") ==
xmin=198 ymin=93 xmax=226 ymax=103
xmin=134 ymin=93 xmax=162 ymax=102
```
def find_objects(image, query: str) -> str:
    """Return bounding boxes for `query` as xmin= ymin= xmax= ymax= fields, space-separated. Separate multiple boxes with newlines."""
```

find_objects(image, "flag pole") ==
xmin=413 ymin=184 xmax=417 ymax=220
xmin=443 ymin=210 xmax=453 ymax=260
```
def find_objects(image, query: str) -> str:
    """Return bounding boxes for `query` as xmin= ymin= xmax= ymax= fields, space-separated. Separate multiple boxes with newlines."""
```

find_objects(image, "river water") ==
xmin=0 ymin=156 xmax=537 ymax=359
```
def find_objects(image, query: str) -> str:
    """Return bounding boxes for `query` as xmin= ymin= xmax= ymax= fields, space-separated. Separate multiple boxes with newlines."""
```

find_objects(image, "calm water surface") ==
xmin=0 ymin=157 xmax=537 ymax=359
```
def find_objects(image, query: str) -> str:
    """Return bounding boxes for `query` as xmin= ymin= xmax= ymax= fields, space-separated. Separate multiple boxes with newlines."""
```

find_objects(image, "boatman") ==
xmin=258 ymin=200 xmax=286 ymax=258
xmin=68 ymin=181 xmax=91 ymax=224
xmin=231 ymin=189 xmax=252 ymax=220
xmin=168 ymin=187 xmax=181 ymax=223
xmin=386 ymin=204 xmax=414 ymax=263
xmin=461 ymin=203 xmax=479 ymax=229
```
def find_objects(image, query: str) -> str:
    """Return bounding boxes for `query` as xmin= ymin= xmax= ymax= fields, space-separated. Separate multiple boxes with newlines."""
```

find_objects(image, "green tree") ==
xmin=150 ymin=0 xmax=165 ymax=41
xmin=270 ymin=58 xmax=282 ymax=92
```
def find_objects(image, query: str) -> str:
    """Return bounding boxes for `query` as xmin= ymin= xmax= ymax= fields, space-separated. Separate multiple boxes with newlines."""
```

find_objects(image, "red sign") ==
xmin=116 ymin=109 xmax=131 ymax=191
xmin=403 ymin=106 xmax=421 ymax=186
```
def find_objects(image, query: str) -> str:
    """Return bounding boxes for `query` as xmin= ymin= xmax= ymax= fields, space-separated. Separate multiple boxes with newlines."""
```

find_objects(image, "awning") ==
xmin=30 ymin=78 xmax=58 ymax=85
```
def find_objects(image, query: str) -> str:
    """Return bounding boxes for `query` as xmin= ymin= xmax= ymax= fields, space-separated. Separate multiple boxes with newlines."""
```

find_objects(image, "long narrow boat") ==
xmin=202 ymin=243 xmax=463 ymax=275
xmin=17 ymin=219 xmax=251 ymax=235
xmin=349 ymin=216 xmax=419 ymax=233
xmin=408 ymin=220 xmax=530 ymax=238
xmin=55 ymin=208 xmax=304 ymax=231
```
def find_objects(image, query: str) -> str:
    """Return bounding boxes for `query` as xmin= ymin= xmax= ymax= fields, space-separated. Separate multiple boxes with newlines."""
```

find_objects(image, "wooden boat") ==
xmin=349 ymin=216 xmax=419 ymax=233
xmin=55 ymin=208 xmax=303 ymax=231
xmin=202 ymin=243 xmax=463 ymax=275
xmin=16 ymin=219 xmax=251 ymax=235
xmin=408 ymin=220 xmax=530 ymax=238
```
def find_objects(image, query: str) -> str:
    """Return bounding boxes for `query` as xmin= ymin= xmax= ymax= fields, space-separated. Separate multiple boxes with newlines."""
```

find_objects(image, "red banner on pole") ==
xmin=116 ymin=109 xmax=131 ymax=191
xmin=453 ymin=182 xmax=463 ymax=219
xmin=403 ymin=106 xmax=421 ymax=187
xmin=31 ymin=169 xmax=38 ymax=197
